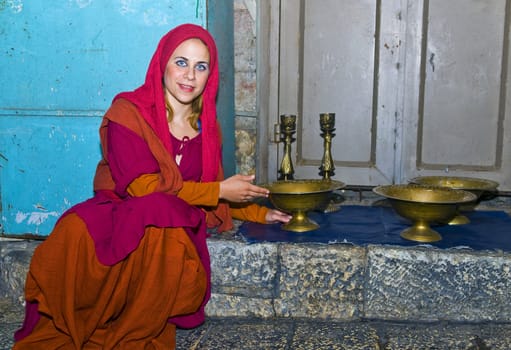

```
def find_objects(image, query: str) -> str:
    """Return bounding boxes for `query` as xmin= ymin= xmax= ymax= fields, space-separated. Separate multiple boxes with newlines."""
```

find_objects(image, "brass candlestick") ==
xmin=319 ymin=113 xmax=342 ymax=213
xmin=278 ymin=114 xmax=296 ymax=180
xmin=319 ymin=113 xmax=335 ymax=179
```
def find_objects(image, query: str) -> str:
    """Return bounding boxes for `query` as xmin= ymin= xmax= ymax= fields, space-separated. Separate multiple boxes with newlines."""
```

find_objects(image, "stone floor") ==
xmin=2 ymin=298 xmax=511 ymax=350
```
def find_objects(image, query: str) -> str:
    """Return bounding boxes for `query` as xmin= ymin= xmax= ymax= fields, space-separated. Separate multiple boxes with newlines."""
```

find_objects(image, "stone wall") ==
xmin=233 ymin=0 xmax=257 ymax=175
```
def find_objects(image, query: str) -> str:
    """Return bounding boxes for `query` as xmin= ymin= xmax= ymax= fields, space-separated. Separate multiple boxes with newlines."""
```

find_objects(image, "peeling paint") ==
xmin=34 ymin=203 xmax=47 ymax=210
xmin=73 ymin=0 xmax=92 ymax=8
xmin=118 ymin=0 xmax=172 ymax=25
xmin=118 ymin=0 xmax=136 ymax=16
xmin=142 ymin=8 xmax=170 ymax=26
xmin=15 ymin=212 xmax=27 ymax=224
xmin=2 ymin=0 xmax=23 ymax=13
xmin=15 ymin=211 xmax=59 ymax=225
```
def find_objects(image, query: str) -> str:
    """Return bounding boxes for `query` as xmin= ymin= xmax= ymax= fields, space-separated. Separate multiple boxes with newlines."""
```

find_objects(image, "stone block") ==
xmin=207 ymin=239 xmax=278 ymax=299
xmin=206 ymin=293 xmax=274 ymax=318
xmin=365 ymin=245 xmax=511 ymax=322
xmin=274 ymin=243 xmax=366 ymax=319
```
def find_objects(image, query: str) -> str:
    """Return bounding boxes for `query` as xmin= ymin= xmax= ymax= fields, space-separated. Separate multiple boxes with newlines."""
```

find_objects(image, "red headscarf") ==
xmin=114 ymin=23 xmax=221 ymax=182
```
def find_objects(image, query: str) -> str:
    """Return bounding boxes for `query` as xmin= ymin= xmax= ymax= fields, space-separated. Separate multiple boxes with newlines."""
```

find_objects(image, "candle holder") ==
xmin=318 ymin=113 xmax=342 ymax=213
xmin=319 ymin=113 xmax=335 ymax=179
xmin=278 ymin=114 xmax=296 ymax=180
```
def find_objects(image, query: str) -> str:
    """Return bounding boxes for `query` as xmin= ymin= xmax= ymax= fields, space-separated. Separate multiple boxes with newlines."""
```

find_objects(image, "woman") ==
xmin=13 ymin=23 xmax=290 ymax=349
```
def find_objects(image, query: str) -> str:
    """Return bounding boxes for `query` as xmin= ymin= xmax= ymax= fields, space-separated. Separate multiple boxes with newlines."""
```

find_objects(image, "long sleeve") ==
xmin=230 ymin=203 xmax=269 ymax=224
xmin=127 ymin=175 xmax=268 ymax=223
xmin=127 ymin=175 xmax=221 ymax=207
xmin=177 ymin=181 xmax=220 ymax=207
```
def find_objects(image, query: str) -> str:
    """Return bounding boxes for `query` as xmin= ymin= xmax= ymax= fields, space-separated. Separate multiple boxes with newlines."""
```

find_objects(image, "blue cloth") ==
xmin=238 ymin=205 xmax=511 ymax=252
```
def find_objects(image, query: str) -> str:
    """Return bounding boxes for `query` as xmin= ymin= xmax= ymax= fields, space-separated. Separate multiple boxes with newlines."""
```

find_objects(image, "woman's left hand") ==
xmin=265 ymin=209 xmax=292 ymax=224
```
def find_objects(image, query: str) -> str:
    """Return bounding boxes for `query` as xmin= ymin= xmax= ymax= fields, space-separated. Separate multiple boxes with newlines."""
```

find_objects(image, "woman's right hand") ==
xmin=219 ymin=174 xmax=269 ymax=203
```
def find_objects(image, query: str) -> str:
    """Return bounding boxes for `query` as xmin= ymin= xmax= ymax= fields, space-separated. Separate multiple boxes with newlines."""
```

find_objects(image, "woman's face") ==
xmin=163 ymin=38 xmax=210 ymax=109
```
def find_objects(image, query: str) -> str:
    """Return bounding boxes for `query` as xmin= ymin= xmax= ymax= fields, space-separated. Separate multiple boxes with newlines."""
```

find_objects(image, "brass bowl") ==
xmin=262 ymin=179 xmax=345 ymax=232
xmin=410 ymin=176 xmax=499 ymax=225
xmin=373 ymin=184 xmax=477 ymax=242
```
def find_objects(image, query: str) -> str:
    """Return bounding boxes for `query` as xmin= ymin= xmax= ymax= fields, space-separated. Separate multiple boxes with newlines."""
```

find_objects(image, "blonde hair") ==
xmin=165 ymin=95 xmax=203 ymax=131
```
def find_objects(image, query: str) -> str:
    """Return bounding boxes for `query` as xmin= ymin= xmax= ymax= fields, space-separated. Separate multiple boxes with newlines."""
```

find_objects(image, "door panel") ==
xmin=276 ymin=0 xmax=396 ymax=185
xmin=420 ymin=0 xmax=505 ymax=168
xmin=300 ymin=0 xmax=376 ymax=165
xmin=402 ymin=0 xmax=510 ymax=185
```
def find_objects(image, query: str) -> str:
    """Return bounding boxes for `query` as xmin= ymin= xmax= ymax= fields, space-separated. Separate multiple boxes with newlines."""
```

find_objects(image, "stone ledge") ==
xmin=0 ymin=239 xmax=37 ymax=304
xmin=2 ymin=237 xmax=511 ymax=323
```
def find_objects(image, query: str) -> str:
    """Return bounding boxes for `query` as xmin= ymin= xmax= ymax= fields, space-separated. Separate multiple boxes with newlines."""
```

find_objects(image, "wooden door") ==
xmin=259 ymin=0 xmax=511 ymax=190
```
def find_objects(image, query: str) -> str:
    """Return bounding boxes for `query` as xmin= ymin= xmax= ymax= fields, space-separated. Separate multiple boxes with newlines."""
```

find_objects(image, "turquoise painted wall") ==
xmin=0 ymin=0 xmax=232 ymax=236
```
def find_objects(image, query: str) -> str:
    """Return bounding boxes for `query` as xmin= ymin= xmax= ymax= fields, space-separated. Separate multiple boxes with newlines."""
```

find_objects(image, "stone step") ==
xmin=3 ymin=193 xmax=511 ymax=348
xmin=2 ymin=232 xmax=511 ymax=323
xmin=3 ymin=224 xmax=511 ymax=349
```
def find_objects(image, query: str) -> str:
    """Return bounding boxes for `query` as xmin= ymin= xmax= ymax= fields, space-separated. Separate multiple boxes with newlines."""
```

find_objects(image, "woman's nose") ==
xmin=184 ymin=67 xmax=195 ymax=80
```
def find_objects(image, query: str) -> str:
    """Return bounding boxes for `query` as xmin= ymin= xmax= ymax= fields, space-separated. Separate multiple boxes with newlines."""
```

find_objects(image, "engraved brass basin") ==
xmin=410 ymin=176 xmax=499 ymax=225
xmin=262 ymin=179 xmax=345 ymax=232
xmin=373 ymin=184 xmax=477 ymax=243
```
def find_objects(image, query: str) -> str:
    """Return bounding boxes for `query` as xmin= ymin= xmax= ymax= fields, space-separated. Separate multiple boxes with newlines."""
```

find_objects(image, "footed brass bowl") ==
xmin=373 ymin=184 xmax=477 ymax=242
xmin=262 ymin=179 xmax=345 ymax=232
xmin=410 ymin=176 xmax=499 ymax=225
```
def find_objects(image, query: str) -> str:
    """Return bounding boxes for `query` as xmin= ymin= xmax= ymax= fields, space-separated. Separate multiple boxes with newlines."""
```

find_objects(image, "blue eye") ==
xmin=196 ymin=63 xmax=209 ymax=72
xmin=175 ymin=59 xmax=187 ymax=67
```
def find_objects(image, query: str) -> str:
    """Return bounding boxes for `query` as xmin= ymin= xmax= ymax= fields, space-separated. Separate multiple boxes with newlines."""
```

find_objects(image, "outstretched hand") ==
xmin=219 ymin=174 xmax=270 ymax=203
xmin=265 ymin=209 xmax=292 ymax=224
xmin=219 ymin=174 xmax=293 ymax=224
